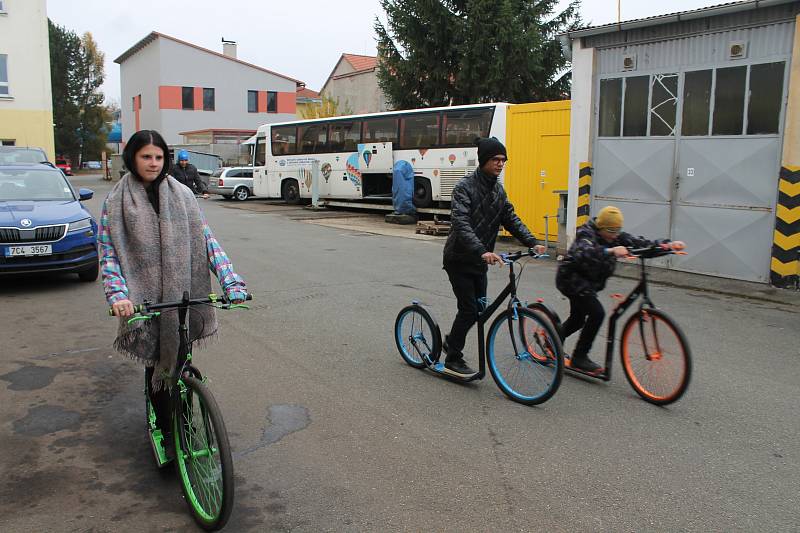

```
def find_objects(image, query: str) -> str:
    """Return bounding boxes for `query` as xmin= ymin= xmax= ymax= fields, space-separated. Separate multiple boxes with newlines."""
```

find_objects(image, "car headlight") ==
xmin=69 ymin=218 xmax=93 ymax=232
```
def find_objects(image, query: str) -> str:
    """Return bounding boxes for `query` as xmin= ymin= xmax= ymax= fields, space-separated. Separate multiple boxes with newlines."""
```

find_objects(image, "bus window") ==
xmin=400 ymin=112 xmax=440 ymax=149
xmin=271 ymin=125 xmax=297 ymax=156
xmin=254 ymin=137 xmax=266 ymax=166
xmin=443 ymin=108 xmax=493 ymax=146
xmin=298 ymin=123 xmax=329 ymax=154
xmin=329 ymin=121 xmax=362 ymax=152
xmin=363 ymin=117 xmax=398 ymax=144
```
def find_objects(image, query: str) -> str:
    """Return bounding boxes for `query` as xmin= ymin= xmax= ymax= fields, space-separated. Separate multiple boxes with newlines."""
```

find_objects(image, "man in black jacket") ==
xmin=171 ymin=150 xmax=208 ymax=198
xmin=442 ymin=137 xmax=545 ymax=376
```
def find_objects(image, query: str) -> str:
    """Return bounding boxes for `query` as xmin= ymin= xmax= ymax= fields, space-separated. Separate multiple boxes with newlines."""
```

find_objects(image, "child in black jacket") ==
xmin=556 ymin=206 xmax=684 ymax=373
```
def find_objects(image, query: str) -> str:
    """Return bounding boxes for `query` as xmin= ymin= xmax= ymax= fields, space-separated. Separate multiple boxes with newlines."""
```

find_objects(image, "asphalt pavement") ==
xmin=0 ymin=175 xmax=798 ymax=532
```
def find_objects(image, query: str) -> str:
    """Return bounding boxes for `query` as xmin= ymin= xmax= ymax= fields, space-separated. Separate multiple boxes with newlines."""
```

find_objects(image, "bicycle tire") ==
xmin=487 ymin=308 xmax=564 ymax=405
xmin=394 ymin=304 xmax=441 ymax=368
xmin=173 ymin=376 xmax=234 ymax=531
xmin=522 ymin=302 xmax=564 ymax=363
xmin=620 ymin=308 xmax=692 ymax=405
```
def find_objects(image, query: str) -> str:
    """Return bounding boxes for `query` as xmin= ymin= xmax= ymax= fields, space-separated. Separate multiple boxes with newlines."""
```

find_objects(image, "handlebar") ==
xmin=499 ymin=248 xmax=549 ymax=264
xmin=626 ymin=244 xmax=687 ymax=259
xmin=108 ymin=292 xmax=252 ymax=316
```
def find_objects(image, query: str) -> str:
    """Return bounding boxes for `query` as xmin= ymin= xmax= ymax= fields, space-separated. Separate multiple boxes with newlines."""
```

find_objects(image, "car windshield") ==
xmin=0 ymin=169 xmax=75 ymax=201
xmin=0 ymin=148 xmax=48 ymax=165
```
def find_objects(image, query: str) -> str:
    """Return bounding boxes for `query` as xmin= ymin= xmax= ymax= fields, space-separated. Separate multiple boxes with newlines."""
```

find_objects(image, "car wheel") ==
xmin=233 ymin=186 xmax=250 ymax=201
xmin=413 ymin=178 xmax=433 ymax=208
xmin=78 ymin=260 xmax=99 ymax=282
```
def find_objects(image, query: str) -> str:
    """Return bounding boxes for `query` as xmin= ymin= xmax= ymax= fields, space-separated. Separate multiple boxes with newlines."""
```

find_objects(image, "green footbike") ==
xmin=111 ymin=291 xmax=251 ymax=530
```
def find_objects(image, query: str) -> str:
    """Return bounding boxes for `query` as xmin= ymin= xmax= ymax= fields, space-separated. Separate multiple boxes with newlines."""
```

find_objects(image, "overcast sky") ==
xmin=46 ymin=0 xmax=724 ymax=105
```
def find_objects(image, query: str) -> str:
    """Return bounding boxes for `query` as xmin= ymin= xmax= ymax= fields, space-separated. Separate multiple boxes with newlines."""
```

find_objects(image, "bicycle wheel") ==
xmin=620 ymin=308 xmax=692 ymax=405
xmin=173 ymin=376 xmax=234 ymax=530
xmin=487 ymin=308 xmax=564 ymax=405
xmin=521 ymin=303 xmax=563 ymax=364
xmin=394 ymin=304 xmax=441 ymax=368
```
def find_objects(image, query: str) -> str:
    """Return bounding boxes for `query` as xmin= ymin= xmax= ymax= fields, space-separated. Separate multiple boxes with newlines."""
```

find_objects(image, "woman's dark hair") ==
xmin=122 ymin=130 xmax=170 ymax=180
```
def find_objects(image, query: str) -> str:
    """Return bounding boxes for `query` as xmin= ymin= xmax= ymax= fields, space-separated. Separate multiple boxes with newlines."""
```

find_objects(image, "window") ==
xmin=329 ymin=121 xmax=362 ymax=152
xmin=598 ymin=78 xmax=622 ymax=137
xmin=247 ymin=90 xmax=258 ymax=113
xmin=0 ymin=140 xmax=15 ymax=146
xmin=267 ymin=91 xmax=277 ymax=113
xmin=622 ymin=76 xmax=648 ymax=137
xmin=363 ymin=117 xmax=398 ymax=143
xmin=443 ymin=108 xmax=493 ymax=146
xmin=182 ymin=86 xmax=194 ymax=110
xmin=681 ymin=70 xmax=712 ymax=136
xmin=298 ymin=123 xmax=328 ymax=154
xmin=712 ymin=66 xmax=746 ymax=135
xmin=0 ymin=54 xmax=9 ymax=95
xmin=271 ymin=125 xmax=297 ymax=156
xmin=254 ymin=137 xmax=266 ymax=166
xmin=649 ymin=73 xmax=678 ymax=136
xmin=241 ymin=169 xmax=253 ymax=178
xmin=203 ymin=88 xmax=215 ymax=111
xmin=399 ymin=112 xmax=440 ymax=149
xmin=0 ymin=2 xmax=6 ymax=13
xmin=747 ymin=62 xmax=785 ymax=135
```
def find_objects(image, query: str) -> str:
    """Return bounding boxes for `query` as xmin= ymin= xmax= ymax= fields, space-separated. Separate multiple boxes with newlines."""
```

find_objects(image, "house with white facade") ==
xmin=115 ymin=32 xmax=303 ymax=145
xmin=0 ymin=0 xmax=55 ymax=159
xmin=320 ymin=53 xmax=389 ymax=114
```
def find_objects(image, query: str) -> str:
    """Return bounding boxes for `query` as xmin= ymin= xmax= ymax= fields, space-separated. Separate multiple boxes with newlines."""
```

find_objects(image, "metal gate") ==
xmin=590 ymin=19 xmax=794 ymax=281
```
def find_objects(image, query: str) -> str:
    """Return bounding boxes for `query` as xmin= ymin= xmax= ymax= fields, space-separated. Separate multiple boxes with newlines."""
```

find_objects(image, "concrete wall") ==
xmin=157 ymin=39 xmax=295 ymax=144
xmin=119 ymin=38 xmax=162 ymax=142
xmin=0 ymin=0 xmax=54 ymax=159
xmin=783 ymin=14 xmax=800 ymax=165
xmin=566 ymin=40 xmax=595 ymax=244
xmin=120 ymin=37 xmax=297 ymax=145
xmin=323 ymin=70 xmax=389 ymax=114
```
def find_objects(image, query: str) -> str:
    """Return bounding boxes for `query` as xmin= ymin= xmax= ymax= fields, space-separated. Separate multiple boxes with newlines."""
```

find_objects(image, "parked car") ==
xmin=55 ymin=158 xmax=73 ymax=176
xmin=0 ymin=164 xmax=99 ymax=281
xmin=207 ymin=167 xmax=255 ymax=201
xmin=0 ymin=146 xmax=49 ymax=166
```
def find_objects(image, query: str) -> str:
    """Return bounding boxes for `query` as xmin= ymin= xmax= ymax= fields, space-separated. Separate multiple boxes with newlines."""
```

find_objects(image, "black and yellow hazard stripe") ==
xmin=770 ymin=165 xmax=800 ymax=288
xmin=576 ymin=162 xmax=592 ymax=226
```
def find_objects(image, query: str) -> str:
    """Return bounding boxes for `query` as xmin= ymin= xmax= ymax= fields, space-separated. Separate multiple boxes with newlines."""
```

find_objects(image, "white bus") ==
xmin=252 ymin=103 xmax=510 ymax=207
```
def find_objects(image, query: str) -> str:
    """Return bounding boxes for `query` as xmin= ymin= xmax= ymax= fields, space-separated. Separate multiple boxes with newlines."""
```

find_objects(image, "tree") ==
xmin=49 ymin=20 xmax=110 ymax=164
xmin=375 ymin=0 xmax=581 ymax=109
xmin=299 ymin=95 xmax=353 ymax=119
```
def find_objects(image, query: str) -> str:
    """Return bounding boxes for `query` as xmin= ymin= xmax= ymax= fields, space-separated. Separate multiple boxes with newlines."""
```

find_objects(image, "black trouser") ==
xmin=560 ymin=292 xmax=605 ymax=361
xmin=145 ymin=366 xmax=171 ymax=433
xmin=444 ymin=267 xmax=488 ymax=361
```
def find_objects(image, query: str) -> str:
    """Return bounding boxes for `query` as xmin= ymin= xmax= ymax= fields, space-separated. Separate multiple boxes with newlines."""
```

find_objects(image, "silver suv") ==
xmin=207 ymin=167 xmax=254 ymax=201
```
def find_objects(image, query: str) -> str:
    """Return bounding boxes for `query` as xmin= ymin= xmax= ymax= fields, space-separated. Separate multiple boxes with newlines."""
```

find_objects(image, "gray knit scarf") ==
xmin=107 ymin=173 xmax=216 ymax=390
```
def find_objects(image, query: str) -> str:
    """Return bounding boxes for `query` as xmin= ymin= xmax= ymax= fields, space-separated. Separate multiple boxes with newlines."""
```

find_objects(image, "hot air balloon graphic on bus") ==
xmin=345 ymin=153 xmax=362 ymax=187
xmin=362 ymin=149 xmax=372 ymax=168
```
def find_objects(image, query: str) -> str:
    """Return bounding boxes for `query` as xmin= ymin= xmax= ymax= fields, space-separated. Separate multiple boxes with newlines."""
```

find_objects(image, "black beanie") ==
xmin=476 ymin=137 xmax=507 ymax=168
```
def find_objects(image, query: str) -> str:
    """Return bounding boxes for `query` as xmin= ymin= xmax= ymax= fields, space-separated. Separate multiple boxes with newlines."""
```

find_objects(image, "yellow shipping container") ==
xmin=503 ymin=101 xmax=571 ymax=241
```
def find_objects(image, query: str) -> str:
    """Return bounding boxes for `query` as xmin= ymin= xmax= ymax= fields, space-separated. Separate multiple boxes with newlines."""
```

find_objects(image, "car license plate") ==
xmin=5 ymin=244 xmax=53 ymax=257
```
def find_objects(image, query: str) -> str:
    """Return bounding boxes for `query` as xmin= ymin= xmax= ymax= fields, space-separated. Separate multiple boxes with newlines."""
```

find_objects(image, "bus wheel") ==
xmin=413 ymin=178 xmax=432 ymax=208
xmin=282 ymin=179 xmax=300 ymax=204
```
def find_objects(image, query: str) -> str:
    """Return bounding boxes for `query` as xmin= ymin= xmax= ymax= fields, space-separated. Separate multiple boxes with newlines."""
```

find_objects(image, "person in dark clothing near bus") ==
xmin=556 ymin=206 xmax=685 ymax=374
xmin=442 ymin=137 xmax=545 ymax=377
xmin=171 ymin=150 xmax=208 ymax=198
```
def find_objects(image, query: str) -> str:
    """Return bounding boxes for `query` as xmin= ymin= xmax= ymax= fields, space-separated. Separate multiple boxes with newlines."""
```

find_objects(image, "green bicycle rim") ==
xmin=173 ymin=383 xmax=224 ymax=524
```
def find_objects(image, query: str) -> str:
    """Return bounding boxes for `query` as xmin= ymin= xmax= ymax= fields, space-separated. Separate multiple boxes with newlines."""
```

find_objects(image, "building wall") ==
xmin=155 ymin=38 xmax=296 ymax=144
xmin=0 ymin=0 xmax=55 ymax=159
xmin=120 ymin=38 xmax=162 ymax=143
xmin=322 ymin=70 xmax=388 ymax=115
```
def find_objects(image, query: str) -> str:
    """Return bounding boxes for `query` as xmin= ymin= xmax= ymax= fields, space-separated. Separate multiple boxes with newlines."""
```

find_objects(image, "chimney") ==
xmin=222 ymin=38 xmax=237 ymax=59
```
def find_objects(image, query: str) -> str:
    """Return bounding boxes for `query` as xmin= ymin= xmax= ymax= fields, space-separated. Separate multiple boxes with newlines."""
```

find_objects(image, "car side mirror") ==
xmin=79 ymin=188 xmax=94 ymax=201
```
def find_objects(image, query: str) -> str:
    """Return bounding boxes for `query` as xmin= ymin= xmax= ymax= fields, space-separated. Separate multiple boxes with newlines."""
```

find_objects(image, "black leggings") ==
xmin=444 ymin=268 xmax=488 ymax=360
xmin=560 ymin=293 xmax=605 ymax=360
xmin=145 ymin=366 xmax=171 ymax=433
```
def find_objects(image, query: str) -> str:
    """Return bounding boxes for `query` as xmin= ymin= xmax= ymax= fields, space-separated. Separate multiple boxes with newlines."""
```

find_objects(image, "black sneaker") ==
xmin=444 ymin=358 xmax=476 ymax=376
xmin=570 ymin=356 xmax=603 ymax=374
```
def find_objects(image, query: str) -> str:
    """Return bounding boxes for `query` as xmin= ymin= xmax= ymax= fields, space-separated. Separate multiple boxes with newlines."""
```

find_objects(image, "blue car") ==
xmin=0 ymin=164 xmax=99 ymax=281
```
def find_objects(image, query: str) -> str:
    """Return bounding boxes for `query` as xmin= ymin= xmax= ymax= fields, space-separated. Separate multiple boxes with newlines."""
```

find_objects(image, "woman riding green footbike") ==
xmin=101 ymin=130 xmax=247 ymax=530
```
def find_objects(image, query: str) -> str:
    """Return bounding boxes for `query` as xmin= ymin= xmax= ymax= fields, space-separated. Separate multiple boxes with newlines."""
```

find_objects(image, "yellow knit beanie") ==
xmin=596 ymin=206 xmax=624 ymax=230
